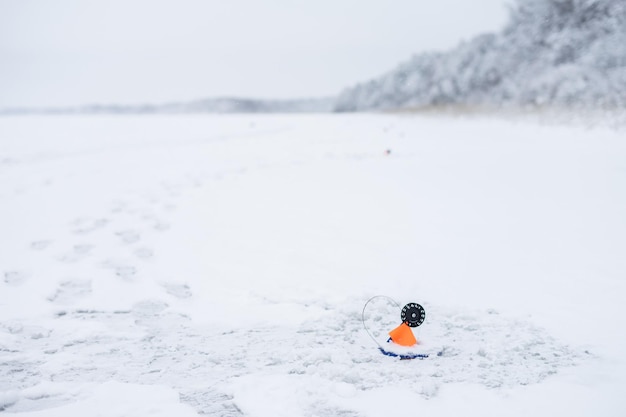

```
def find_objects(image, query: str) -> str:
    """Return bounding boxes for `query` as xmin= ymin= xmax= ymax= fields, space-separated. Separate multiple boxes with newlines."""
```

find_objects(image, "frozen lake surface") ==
xmin=1 ymin=114 xmax=625 ymax=416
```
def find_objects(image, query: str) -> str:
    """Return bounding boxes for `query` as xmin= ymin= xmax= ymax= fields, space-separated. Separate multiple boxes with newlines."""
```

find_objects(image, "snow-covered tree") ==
xmin=334 ymin=0 xmax=626 ymax=111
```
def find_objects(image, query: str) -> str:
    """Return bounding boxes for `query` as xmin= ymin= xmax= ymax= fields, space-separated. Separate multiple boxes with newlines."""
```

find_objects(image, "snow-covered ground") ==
xmin=1 ymin=114 xmax=625 ymax=416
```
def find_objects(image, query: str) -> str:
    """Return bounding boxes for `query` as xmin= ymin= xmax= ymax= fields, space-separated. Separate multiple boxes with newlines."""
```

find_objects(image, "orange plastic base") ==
xmin=389 ymin=322 xmax=417 ymax=347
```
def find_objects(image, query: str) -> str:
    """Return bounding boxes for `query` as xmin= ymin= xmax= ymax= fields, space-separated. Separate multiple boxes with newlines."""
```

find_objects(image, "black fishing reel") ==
xmin=401 ymin=302 xmax=426 ymax=328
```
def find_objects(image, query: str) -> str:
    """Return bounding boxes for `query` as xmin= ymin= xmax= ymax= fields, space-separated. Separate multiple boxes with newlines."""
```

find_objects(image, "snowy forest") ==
xmin=335 ymin=0 xmax=626 ymax=112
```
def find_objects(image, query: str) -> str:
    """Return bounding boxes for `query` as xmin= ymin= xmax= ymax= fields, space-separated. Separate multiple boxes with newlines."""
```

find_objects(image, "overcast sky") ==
xmin=0 ymin=0 xmax=508 ymax=108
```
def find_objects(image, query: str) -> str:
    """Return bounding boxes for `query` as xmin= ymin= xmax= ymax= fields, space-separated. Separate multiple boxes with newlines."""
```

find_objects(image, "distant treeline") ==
xmin=0 ymin=97 xmax=335 ymax=115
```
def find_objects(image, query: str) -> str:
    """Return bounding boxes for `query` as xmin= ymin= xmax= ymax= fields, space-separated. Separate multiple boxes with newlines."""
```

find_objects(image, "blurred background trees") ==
xmin=335 ymin=0 xmax=626 ymax=111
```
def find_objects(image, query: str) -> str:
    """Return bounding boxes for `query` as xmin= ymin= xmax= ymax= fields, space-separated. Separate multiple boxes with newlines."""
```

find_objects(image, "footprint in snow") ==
xmin=139 ymin=212 xmax=156 ymax=221
xmin=3 ymin=271 xmax=27 ymax=286
xmin=71 ymin=218 xmax=109 ymax=234
xmin=116 ymin=230 xmax=141 ymax=244
xmin=47 ymin=280 xmax=92 ymax=305
xmin=101 ymin=260 xmax=138 ymax=281
xmin=161 ymin=282 xmax=192 ymax=299
xmin=57 ymin=244 xmax=95 ymax=263
xmin=30 ymin=240 xmax=53 ymax=251
xmin=0 ymin=322 xmax=51 ymax=339
xmin=132 ymin=299 xmax=169 ymax=318
xmin=134 ymin=247 xmax=154 ymax=260
xmin=153 ymin=221 xmax=170 ymax=231
xmin=115 ymin=266 xmax=137 ymax=280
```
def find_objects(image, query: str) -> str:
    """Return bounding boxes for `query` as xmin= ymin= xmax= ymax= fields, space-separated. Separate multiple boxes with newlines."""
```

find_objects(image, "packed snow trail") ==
xmin=1 ymin=114 xmax=625 ymax=416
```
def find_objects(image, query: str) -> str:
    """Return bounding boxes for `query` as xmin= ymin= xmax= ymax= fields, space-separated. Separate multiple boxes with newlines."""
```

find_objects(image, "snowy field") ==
xmin=1 ymin=114 xmax=625 ymax=416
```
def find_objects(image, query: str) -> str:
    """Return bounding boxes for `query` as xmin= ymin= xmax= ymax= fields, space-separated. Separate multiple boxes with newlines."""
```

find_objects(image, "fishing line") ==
xmin=361 ymin=295 xmax=400 ymax=350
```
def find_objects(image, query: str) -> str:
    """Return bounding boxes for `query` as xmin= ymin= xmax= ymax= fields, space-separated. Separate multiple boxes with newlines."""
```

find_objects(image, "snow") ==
xmin=0 ymin=113 xmax=625 ymax=416
xmin=9 ymin=382 xmax=198 ymax=417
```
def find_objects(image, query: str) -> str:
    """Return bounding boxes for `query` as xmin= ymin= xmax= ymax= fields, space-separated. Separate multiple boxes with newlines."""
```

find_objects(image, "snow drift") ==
xmin=1 ymin=114 xmax=625 ymax=416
